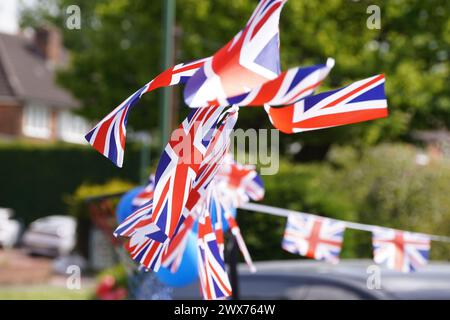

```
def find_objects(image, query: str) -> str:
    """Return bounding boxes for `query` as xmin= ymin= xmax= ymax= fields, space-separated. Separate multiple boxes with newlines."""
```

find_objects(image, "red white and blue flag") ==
xmin=282 ymin=214 xmax=346 ymax=264
xmin=85 ymin=58 xmax=209 ymax=167
xmin=113 ymin=106 xmax=224 ymax=270
xmin=160 ymin=214 xmax=196 ymax=273
xmin=114 ymin=200 xmax=154 ymax=241
xmin=148 ymin=106 xmax=227 ymax=244
xmin=114 ymin=107 xmax=238 ymax=272
xmin=208 ymin=155 xmax=263 ymax=271
xmin=114 ymin=192 xmax=177 ymax=272
xmin=197 ymin=212 xmax=232 ymax=300
xmin=215 ymin=157 xmax=265 ymax=208
xmin=184 ymin=0 xmax=286 ymax=108
xmin=372 ymin=228 xmax=431 ymax=273
xmin=226 ymin=58 xmax=335 ymax=107
xmin=161 ymin=109 xmax=239 ymax=272
xmin=265 ymin=74 xmax=388 ymax=134
xmin=132 ymin=175 xmax=155 ymax=208
xmin=115 ymin=198 xmax=192 ymax=272
xmin=118 ymin=201 xmax=167 ymax=271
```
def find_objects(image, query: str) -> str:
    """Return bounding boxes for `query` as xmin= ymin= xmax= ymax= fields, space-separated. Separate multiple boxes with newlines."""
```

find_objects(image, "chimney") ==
xmin=33 ymin=26 xmax=62 ymax=67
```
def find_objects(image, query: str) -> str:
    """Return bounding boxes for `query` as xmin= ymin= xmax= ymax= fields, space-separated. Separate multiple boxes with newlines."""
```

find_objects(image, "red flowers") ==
xmin=95 ymin=275 xmax=127 ymax=300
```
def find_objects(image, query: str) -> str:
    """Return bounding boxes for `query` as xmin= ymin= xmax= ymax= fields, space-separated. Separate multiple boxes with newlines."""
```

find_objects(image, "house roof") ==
xmin=0 ymin=56 xmax=14 ymax=98
xmin=0 ymin=32 xmax=78 ymax=108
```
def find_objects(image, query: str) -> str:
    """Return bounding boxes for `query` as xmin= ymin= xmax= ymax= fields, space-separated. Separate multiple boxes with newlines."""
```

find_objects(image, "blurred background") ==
xmin=0 ymin=0 xmax=449 ymax=299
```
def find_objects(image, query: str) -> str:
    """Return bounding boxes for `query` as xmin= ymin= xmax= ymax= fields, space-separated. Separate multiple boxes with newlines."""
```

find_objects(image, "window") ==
xmin=22 ymin=104 xmax=51 ymax=139
xmin=57 ymin=110 xmax=90 ymax=144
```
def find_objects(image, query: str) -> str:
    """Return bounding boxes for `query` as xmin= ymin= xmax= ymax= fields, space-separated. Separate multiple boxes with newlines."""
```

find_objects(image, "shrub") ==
xmin=66 ymin=179 xmax=135 ymax=260
xmin=66 ymin=179 xmax=135 ymax=218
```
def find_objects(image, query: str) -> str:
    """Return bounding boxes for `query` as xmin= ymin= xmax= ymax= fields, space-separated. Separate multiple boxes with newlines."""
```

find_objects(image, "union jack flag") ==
xmin=148 ymin=106 xmax=227 ymax=244
xmin=85 ymin=58 xmax=209 ymax=167
xmin=127 ymin=109 xmax=239 ymax=282
xmin=265 ymin=74 xmax=388 ymax=134
xmin=114 ymin=200 xmax=154 ymax=240
xmin=114 ymin=107 xmax=238 ymax=272
xmin=115 ymin=196 xmax=200 ymax=272
xmin=226 ymin=58 xmax=335 ymax=107
xmin=117 ymin=201 xmax=167 ymax=271
xmin=208 ymin=190 xmax=225 ymax=258
xmin=197 ymin=212 xmax=232 ymax=300
xmin=132 ymin=175 xmax=155 ymax=208
xmin=372 ymin=228 xmax=431 ymax=273
xmin=282 ymin=214 xmax=346 ymax=264
xmin=160 ymin=213 xmax=196 ymax=273
xmin=161 ymin=109 xmax=239 ymax=271
xmin=184 ymin=0 xmax=286 ymax=108
xmin=115 ymin=197 xmax=194 ymax=272
xmin=190 ymin=108 xmax=239 ymax=203
xmin=215 ymin=156 xmax=265 ymax=208
xmin=113 ymin=106 xmax=223 ymax=270
xmin=207 ymin=155 xmax=263 ymax=271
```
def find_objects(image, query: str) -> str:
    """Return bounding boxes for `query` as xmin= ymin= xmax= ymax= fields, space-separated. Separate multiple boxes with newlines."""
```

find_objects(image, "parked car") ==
xmin=172 ymin=259 xmax=450 ymax=300
xmin=0 ymin=208 xmax=21 ymax=248
xmin=22 ymin=215 xmax=76 ymax=257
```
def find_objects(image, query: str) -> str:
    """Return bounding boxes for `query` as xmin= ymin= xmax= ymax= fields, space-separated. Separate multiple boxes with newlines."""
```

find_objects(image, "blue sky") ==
xmin=0 ymin=0 xmax=19 ymax=34
xmin=0 ymin=0 xmax=38 ymax=34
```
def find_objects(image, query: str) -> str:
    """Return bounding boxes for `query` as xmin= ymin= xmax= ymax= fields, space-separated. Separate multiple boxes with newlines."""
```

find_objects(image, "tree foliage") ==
xmin=20 ymin=0 xmax=450 ymax=148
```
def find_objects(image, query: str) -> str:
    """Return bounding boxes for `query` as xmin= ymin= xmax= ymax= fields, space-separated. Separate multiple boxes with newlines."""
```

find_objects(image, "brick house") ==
xmin=0 ymin=27 xmax=89 ymax=144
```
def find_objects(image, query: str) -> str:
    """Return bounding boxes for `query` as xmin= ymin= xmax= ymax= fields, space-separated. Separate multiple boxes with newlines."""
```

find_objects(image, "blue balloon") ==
xmin=155 ymin=232 xmax=198 ymax=287
xmin=116 ymin=187 xmax=144 ymax=224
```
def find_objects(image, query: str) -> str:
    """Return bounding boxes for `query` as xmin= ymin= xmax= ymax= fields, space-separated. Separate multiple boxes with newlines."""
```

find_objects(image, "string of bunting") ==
xmin=240 ymin=202 xmax=450 ymax=273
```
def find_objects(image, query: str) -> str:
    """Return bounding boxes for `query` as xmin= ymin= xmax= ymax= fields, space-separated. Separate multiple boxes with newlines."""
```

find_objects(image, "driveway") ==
xmin=0 ymin=248 xmax=53 ymax=285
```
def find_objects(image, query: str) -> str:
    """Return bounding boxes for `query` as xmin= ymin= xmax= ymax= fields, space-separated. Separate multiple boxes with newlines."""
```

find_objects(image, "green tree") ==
xmin=20 ymin=0 xmax=450 ymax=150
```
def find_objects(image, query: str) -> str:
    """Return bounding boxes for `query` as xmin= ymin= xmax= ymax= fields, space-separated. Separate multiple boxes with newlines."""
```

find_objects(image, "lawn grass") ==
xmin=0 ymin=285 xmax=93 ymax=300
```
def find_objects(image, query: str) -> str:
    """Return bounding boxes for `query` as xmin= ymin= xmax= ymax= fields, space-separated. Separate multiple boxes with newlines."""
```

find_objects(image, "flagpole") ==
xmin=160 ymin=0 xmax=176 ymax=151
xmin=240 ymin=202 xmax=450 ymax=243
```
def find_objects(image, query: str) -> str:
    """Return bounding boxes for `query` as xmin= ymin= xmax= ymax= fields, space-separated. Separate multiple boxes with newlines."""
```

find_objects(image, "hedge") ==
xmin=0 ymin=142 xmax=150 ymax=225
